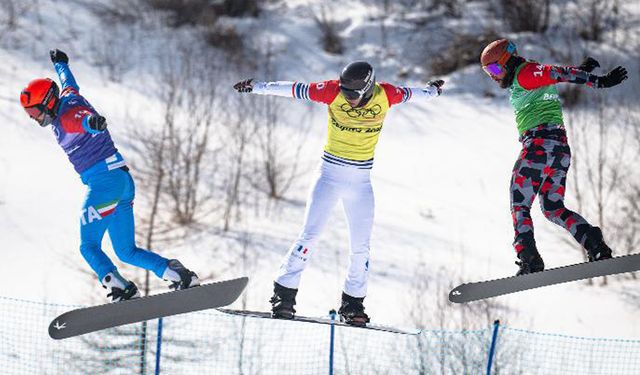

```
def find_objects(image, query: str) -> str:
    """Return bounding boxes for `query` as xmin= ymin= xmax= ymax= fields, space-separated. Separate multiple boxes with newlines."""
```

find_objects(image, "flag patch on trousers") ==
xmin=96 ymin=200 xmax=118 ymax=217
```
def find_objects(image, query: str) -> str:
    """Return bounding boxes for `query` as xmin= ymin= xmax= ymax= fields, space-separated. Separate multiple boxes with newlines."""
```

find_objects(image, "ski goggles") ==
xmin=483 ymin=62 xmax=506 ymax=76
xmin=24 ymin=104 xmax=45 ymax=122
xmin=23 ymin=104 xmax=53 ymax=126
xmin=340 ymin=85 xmax=368 ymax=101
xmin=482 ymin=41 xmax=516 ymax=76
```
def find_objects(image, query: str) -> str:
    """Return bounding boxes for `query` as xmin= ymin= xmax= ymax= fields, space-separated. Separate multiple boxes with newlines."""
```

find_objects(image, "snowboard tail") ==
xmin=49 ymin=277 xmax=248 ymax=340
xmin=449 ymin=253 xmax=640 ymax=303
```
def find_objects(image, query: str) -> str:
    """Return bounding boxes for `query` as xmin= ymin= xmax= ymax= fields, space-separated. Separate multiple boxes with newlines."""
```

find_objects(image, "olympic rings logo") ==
xmin=339 ymin=103 xmax=382 ymax=119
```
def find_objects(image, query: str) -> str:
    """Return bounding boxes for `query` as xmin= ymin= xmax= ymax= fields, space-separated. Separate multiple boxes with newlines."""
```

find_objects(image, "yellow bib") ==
xmin=324 ymin=84 xmax=390 ymax=161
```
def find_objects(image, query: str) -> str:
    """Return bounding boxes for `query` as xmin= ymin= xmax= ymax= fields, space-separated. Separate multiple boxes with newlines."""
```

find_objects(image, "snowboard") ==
xmin=217 ymin=308 xmax=420 ymax=335
xmin=449 ymin=253 xmax=640 ymax=303
xmin=49 ymin=277 xmax=248 ymax=340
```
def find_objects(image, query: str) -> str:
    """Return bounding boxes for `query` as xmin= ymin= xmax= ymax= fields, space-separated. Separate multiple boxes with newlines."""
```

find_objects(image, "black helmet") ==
xmin=339 ymin=61 xmax=375 ymax=107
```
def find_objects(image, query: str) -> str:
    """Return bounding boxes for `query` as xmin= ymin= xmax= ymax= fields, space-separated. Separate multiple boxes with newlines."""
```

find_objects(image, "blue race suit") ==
xmin=52 ymin=61 xmax=169 ymax=280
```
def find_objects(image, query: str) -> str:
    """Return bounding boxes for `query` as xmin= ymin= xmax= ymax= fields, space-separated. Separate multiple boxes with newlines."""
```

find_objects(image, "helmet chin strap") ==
xmin=40 ymin=96 xmax=60 ymax=126
xmin=499 ymin=55 xmax=526 ymax=89
xmin=40 ymin=113 xmax=54 ymax=127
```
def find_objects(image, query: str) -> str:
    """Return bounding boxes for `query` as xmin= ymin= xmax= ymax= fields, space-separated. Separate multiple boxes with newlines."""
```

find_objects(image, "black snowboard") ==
xmin=218 ymin=308 xmax=420 ymax=335
xmin=49 ymin=277 xmax=248 ymax=339
xmin=449 ymin=253 xmax=640 ymax=303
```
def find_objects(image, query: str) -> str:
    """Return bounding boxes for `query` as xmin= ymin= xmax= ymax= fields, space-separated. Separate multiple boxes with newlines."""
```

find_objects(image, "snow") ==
xmin=0 ymin=0 xmax=639 ymax=345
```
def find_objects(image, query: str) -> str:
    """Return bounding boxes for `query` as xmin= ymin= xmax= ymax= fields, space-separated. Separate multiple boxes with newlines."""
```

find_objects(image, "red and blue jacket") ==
xmin=52 ymin=62 xmax=123 ymax=177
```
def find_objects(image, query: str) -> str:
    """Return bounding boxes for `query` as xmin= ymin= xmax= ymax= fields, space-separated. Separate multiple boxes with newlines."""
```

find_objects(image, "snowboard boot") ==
xmin=270 ymin=282 xmax=297 ymax=319
xmin=338 ymin=292 xmax=370 ymax=327
xmin=515 ymin=239 xmax=545 ymax=276
xmin=583 ymin=226 xmax=613 ymax=262
xmin=163 ymin=259 xmax=200 ymax=290
xmin=101 ymin=270 xmax=141 ymax=302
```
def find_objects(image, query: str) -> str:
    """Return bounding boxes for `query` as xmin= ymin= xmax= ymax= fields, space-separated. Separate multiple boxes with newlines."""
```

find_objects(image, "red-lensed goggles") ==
xmin=482 ymin=41 xmax=516 ymax=76
xmin=23 ymin=104 xmax=47 ymax=125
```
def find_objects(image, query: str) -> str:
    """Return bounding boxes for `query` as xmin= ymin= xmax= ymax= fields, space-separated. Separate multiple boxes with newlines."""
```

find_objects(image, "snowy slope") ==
xmin=0 ymin=0 xmax=639 ymax=341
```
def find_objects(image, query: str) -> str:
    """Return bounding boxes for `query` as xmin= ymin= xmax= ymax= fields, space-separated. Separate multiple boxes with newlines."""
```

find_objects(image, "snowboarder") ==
xmin=480 ymin=39 xmax=628 ymax=276
xmin=19 ymin=49 xmax=200 ymax=302
xmin=233 ymin=61 xmax=444 ymax=325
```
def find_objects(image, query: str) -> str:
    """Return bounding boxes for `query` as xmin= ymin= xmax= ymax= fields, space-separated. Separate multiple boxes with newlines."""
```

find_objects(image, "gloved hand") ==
xmin=87 ymin=114 xmax=107 ymax=132
xmin=577 ymin=57 xmax=600 ymax=73
xmin=427 ymin=79 xmax=445 ymax=96
xmin=233 ymin=79 xmax=254 ymax=93
xmin=597 ymin=66 xmax=628 ymax=88
xmin=50 ymin=49 xmax=69 ymax=64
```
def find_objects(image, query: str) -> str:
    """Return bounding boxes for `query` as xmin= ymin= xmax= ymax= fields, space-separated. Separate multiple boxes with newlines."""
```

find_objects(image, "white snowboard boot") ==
xmin=101 ymin=270 xmax=141 ymax=302
xmin=163 ymin=259 xmax=200 ymax=290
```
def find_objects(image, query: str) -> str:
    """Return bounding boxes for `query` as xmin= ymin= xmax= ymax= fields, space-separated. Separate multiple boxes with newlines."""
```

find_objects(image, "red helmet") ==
xmin=20 ymin=78 xmax=59 ymax=126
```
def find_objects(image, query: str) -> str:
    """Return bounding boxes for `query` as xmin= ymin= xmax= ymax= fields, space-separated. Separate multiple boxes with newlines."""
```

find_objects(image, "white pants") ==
xmin=275 ymin=160 xmax=374 ymax=298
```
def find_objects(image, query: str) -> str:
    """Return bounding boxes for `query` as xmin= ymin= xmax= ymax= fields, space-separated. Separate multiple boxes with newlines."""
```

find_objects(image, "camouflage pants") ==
xmin=510 ymin=124 xmax=592 ymax=253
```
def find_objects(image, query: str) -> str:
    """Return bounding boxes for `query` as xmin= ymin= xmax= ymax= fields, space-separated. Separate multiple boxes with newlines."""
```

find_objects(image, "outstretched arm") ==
xmin=233 ymin=79 xmax=340 ymax=104
xmin=50 ymin=49 xmax=107 ymax=134
xmin=380 ymin=80 xmax=444 ymax=107
xmin=50 ymin=49 xmax=80 ymax=93
xmin=517 ymin=60 xmax=628 ymax=90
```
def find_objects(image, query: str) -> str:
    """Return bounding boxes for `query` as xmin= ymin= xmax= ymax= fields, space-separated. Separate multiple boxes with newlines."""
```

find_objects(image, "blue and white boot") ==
xmin=101 ymin=270 xmax=141 ymax=302
xmin=162 ymin=259 xmax=200 ymax=290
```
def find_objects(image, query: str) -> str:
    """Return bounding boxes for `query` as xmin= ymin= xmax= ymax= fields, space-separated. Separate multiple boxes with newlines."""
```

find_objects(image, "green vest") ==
xmin=509 ymin=63 xmax=564 ymax=134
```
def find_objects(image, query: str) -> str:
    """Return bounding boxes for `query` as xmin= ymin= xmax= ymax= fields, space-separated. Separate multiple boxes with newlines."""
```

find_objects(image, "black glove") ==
xmin=87 ymin=115 xmax=107 ymax=132
xmin=427 ymin=79 xmax=445 ymax=96
xmin=577 ymin=57 xmax=600 ymax=73
xmin=233 ymin=79 xmax=254 ymax=93
xmin=50 ymin=49 xmax=69 ymax=64
xmin=597 ymin=66 xmax=628 ymax=88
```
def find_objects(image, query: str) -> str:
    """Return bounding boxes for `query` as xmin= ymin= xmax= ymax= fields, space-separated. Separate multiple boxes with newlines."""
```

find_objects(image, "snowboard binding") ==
xmin=163 ymin=259 xmax=200 ymax=290
xmin=101 ymin=271 xmax=141 ymax=302
xmin=584 ymin=227 xmax=613 ymax=262
xmin=515 ymin=240 xmax=545 ymax=276
xmin=338 ymin=292 xmax=370 ymax=327
xmin=270 ymin=282 xmax=297 ymax=319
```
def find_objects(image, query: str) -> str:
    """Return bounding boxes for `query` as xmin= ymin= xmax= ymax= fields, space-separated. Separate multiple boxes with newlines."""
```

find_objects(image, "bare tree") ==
xmin=162 ymin=50 xmax=219 ymax=226
xmin=247 ymin=44 xmax=310 ymax=201
xmin=404 ymin=260 xmax=519 ymax=374
xmin=610 ymin=103 xmax=640 ymax=280
xmin=128 ymin=88 xmax=179 ymax=247
xmin=221 ymin=95 xmax=256 ymax=231
xmin=311 ymin=6 xmax=344 ymax=55
xmin=86 ymin=24 xmax=136 ymax=82
xmin=430 ymin=30 xmax=502 ymax=76
xmin=0 ymin=1 xmax=31 ymax=33
xmin=572 ymin=0 xmax=621 ymax=42
xmin=497 ymin=0 xmax=551 ymax=33
xmin=564 ymin=94 xmax=638 ymax=285
xmin=92 ymin=44 xmax=224 ymax=374
xmin=0 ymin=0 xmax=36 ymax=47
